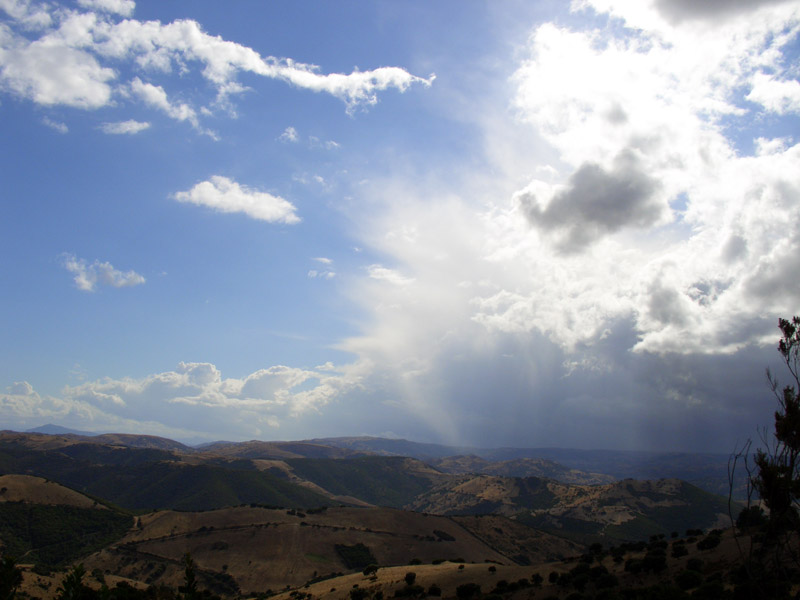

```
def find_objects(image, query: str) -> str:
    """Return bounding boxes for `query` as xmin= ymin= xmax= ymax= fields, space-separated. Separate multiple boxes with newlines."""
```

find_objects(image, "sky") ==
xmin=1 ymin=0 xmax=800 ymax=452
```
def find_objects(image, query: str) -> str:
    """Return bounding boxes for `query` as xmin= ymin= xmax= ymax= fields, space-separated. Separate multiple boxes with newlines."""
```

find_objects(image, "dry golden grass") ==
xmin=0 ymin=474 xmax=105 ymax=509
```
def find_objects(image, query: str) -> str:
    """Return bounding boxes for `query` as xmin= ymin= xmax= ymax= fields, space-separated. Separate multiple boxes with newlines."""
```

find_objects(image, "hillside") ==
xmin=408 ymin=475 xmax=732 ymax=544
xmin=80 ymin=505 xmax=580 ymax=595
xmin=0 ymin=475 xmax=132 ymax=567
xmin=0 ymin=434 xmax=335 ymax=511
xmin=429 ymin=455 xmax=614 ymax=485
xmin=308 ymin=436 xmax=745 ymax=498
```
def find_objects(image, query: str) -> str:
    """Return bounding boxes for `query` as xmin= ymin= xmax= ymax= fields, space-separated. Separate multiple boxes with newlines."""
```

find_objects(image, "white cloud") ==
xmin=319 ymin=2 xmax=800 ymax=450
xmin=309 ymin=271 xmax=335 ymax=280
xmin=0 ymin=3 xmax=432 ymax=129
xmin=279 ymin=126 xmax=298 ymax=142
xmin=0 ymin=17 xmax=115 ymax=108
xmin=129 ymin=77 xmax=209 ymax=134
xmin=62 ymin=253 xmax=146 ymax=292
xmin=42 ymin=116 xmax=67 ymax=133
xmin=746 ymin=71 xmax=800 ymax=114
xmin=18 ymin=361 xmax=363 ymax=438
xmin=0 ymin=0 xmax=52 ymax=29
xmin=77 ymin=0 xmax=134 ymax=17
xmin=100 ymin=119 xmax=150 ymax=134
xmin=308 ymin=257 xmax=335 ymax=279
xmin=367 ymin=265 xmax=415 ymax=286
xmin=173 ymin=176 xmax=300 ymax=224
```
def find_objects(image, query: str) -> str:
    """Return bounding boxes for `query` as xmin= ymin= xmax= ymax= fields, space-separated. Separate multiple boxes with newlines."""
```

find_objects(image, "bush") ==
xmin=426 ymin=585 xmax=441 ymax=597
xmin=675 ymin=570 xmax=703 ymax=591
xmin=350 ymin=589 xmax=369 ymax=600
xmin=696 ymin=535 xmax=720 ymax=551
xmin=393 ymin=585 xmax=423 ymax=598
xmin=404 ymin=573 xmax=416 ymax=586
xmin=687 ymin=558 xmax=703 ymax=572
xmin=335 ymin=544 xmax=376 ymax=570
xmin=455 ymin=583 xmax=481 ymax=600
xmin=595 ymin=573 xmax=618 ymax=590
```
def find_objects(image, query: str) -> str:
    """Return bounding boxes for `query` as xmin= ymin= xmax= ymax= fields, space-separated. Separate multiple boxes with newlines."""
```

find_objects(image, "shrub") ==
xmin=427 ymin=585 xmax=441 ymax=597
xmin=687 ymin=558 xmax=703 ymax=572
xmin=456 ymin=583 xmax=481 ymax=600
xmin=404 ymin=573 xmax=416 ymax=586
xmin=675 ymin=569 xmax=703 ymax=591
xmin=393 ymin=585 xmax=423 ymax=598
xmin=696 ymin=535 xmax=720 ymax=551
xmin=350 ymin=588 xmax=369 ymax=600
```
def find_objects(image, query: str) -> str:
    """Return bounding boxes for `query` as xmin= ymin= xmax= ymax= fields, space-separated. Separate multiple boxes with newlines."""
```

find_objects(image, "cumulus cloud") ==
xmin=322 ymin=2 xmax=800 ymax=451
xmin=308 ymin=257 xmax=335 ymax=279
xmin=76 ymin=0 xmax=135 ymax=17
xmin=516 ymin=150 xmax=663 ymax=252
xmin=42 ymin=116 xmax=67 ymax=133
xmin=0 ymin=2 xmax=433 ymax=129
xmin=48 ymin=361 xmax=361 ymax=438
xmin=62 ymin=253 xmax=146 ymax=292
xmin=0 ymin=21 xmax=115 ymax=108
xmin=173 ymin=176 xmax=300 ymax=224
xmin=2 ymin=361 xmax=361 ymax=440
xmin=279 ymin=126 xmax=298 ymax=142
xmin=129 ymin=77 xmax=207 ymax=133
xmin=746 ymin=71 xmax=800 ymax=115
xmin=652 ymin=0 xmax=792 ymax=24
xmin=99 ymin=119 xmax=150 ymax=134
xmin=367 ymin=265 xmax=414 ymax=286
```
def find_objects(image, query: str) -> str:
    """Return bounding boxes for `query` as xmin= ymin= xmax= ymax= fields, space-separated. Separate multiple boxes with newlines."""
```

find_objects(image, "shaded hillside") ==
xmin=0 ymin=437 xmax=334 ymax=511
xmin=199 ymin=440 xmax=362 ymax=460
xmin=409 ymin=475 xmax=732 ymax=543
xmin=309 ymin=436 xmax=746 ymax=498
xmin=82 ymin=462 xmax=335 ymax=511
xmin=0 ymin=475 xmax=132 ymax=567
xmin=430 ymin=455 xmax=615 ymax=485
xmin=0 ymin=474 xmax=104 ymax=508
xmin=284 ymin=456 xmax=443 ymax=507
xmin=82 ymin=505 xmax=578 ymax=595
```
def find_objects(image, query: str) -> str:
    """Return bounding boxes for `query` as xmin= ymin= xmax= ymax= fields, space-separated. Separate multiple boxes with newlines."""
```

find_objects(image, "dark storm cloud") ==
xmin=654 ymin=0 xmax=792 ymax=24
xmin=518 ymin=150 xmax=662 ymax=253
xmin=646 ymin=276 xmax=690 ymax=327
xmin=343 ymin=319 xmax=780 ymax=454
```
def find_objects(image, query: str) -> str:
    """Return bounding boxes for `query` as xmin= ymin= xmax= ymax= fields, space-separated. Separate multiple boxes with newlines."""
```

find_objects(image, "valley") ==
xmin=0 ymin=429 xmax=754 ymax=599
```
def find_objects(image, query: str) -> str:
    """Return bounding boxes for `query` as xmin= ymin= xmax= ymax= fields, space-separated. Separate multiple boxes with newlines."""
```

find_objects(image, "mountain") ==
xmin=0 ymin=433 xmax=334 ymax=511
xmin=308 ymin=436 xmax=746 ymax=498
xmin=429 ymin=455 xmax=615 ymax=485
xmin=0 ymin=474 xmax=132 ymax=567
xmin=198 ymin=439 xmax=364 ymax=459
xmin=407 ymin=474 xmax=732 ymax=544
xmin=26 ymin=424 xmax=100 ymax=436
xmin=81 ymin=504 xmax=581 ymax=595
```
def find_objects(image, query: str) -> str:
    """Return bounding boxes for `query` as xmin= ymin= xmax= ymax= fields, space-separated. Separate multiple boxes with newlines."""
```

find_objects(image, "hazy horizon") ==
xmin=2 ymin=1 xmax=799 ymax=454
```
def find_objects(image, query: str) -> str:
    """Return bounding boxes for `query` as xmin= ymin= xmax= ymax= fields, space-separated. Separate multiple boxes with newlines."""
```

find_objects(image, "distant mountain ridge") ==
xmin=26 ymin=424 xmax=100 ymax=436
xmin=6 ymin=428 xmax=745 ymax=498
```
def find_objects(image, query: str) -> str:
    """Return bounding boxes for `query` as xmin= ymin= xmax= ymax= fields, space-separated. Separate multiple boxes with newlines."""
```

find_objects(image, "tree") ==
xmin=754 ymin=316 xmax=800 ymax=536
xmin=730 ymin=316 xmax=800 ymax=599
xmin=57 ymin=564 xmax=88 ymax=600
xmin=179 ymin=554 xmax=198 ymax=600
xmin=0 ymin=557 xmax=22 ymax=600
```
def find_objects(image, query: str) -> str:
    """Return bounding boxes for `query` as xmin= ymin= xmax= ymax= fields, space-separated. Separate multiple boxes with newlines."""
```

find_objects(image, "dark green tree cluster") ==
xmin=731 ymin=316 xmax=800 ymax=599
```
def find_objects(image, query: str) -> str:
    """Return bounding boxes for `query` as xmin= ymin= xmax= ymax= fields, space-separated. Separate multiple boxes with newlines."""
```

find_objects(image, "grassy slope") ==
xmin=0 ymin=501 xmax=132 ymax=567
xmin=0 ymin=441 xmax=334 ymax=511
xmin=285 ymin=456 xmax=437 ymax=507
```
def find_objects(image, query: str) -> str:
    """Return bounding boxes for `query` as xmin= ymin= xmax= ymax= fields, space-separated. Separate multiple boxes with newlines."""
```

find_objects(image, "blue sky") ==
xmin=1 ymin=0 xmax=800 ymax=451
